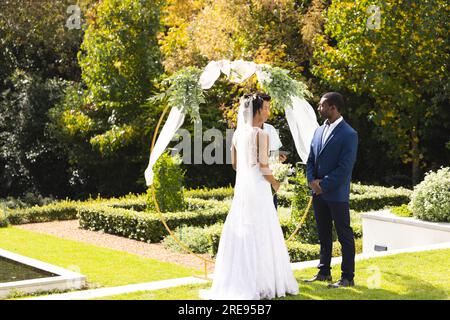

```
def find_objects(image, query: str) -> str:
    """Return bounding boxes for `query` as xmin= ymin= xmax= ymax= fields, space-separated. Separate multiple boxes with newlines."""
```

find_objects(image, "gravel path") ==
xmin=16 ymin=220 xmax=215 ymax=273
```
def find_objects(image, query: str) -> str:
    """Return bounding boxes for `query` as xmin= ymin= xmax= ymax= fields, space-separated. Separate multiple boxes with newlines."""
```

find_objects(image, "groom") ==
xmin=305 ymin=92 xmax=358 ymax=288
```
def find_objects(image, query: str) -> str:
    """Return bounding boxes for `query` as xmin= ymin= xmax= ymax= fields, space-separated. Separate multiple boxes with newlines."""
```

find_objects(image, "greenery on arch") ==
xmin=148 ymin=63 xmax=312 ymax=122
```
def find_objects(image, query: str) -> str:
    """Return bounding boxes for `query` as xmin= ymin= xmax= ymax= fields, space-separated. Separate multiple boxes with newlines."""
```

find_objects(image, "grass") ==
xmin=91 ymin=249 xmax=450 ymax=300
xmin=0 ymin=227 xmax=201 ymax=289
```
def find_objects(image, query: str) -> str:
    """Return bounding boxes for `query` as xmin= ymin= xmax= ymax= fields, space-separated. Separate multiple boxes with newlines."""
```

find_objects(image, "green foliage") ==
xmin=313 ymin=0 xmax=449 ymax=183
xmin=185 ymin=186 xmax=234 ymax=201
xmin=0 ymin=193 xmax=55 ymax=210
xmin=150 ymin=67 xmax=205 ymax=122
xmin=349 ymin=183 xmax=412 ymax=212
xmin=162 ymin=224 xmax=213 ymax=254
xmin=0 ymin=207 xmax=9 ymax=228
xmin=44 ymin=0 xmax=165 ymax=197
xmin=77 ymin=0 xmax=164 ymax=154
xmin=0 ymin=0 xmax=95 ymax=80
xmin=0 ymin=70 xmax=73 ymax=197
xmin=259 ymin=65 xmax=312 ymax=112
xmin=49 ymin=82 xmax=152 ymax=197
xmin=85 ymin=193 xmax=149 ymax=211
xmin=288 ymin=164 xmax=323 ymax=244
xmin=6 ymin=201 xmax=80 ymax=225
xmin=263 ymin=181 xmax=411 ymax=212
xmin=161 ymin=221 xmax=363 ymax=262
xmin=77 ymin=201 xmax=231 ymax=243
xmin=409 ymin=167 xmax=450 ymax=222
xmin=89 ymin=125 xmax=136 ymax=155
xmin=79 ymin=0 xmax=163 ymax=110
xmin=390 ymin=204 xmax=413 ymax=218
xmin=149 ymin=153 xmax=186 ymax=213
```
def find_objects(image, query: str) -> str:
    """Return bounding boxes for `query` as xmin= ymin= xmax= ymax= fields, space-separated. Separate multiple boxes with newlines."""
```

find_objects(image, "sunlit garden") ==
xmin=0 ymin=0 xmax=448 ymax=305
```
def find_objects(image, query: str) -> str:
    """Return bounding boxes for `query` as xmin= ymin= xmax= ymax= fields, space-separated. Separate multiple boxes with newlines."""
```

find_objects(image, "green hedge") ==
xmin=349 ymin=183 xmax=412 ymax=212
xmin=409 ymin=167 xmax=450 ymax=222
xmin=77 ymin=202 xmax=231 ymax=243
xmin=390 ymin=204 xmax=413 ymax=217
xmin=185 ymin=187 xmax=234 ymax=201
xmin=162 ymin=222 xmax=362 ymax=262
xmin=6 ymin=201 xmax=80 ymax=225
xmin=186 ymin=184 xmax=411 ymax=212
xmin=85 ymin=194 xmax=149 ymax=211
xmin=287 ymin=239 xmax=363 ymax=262
xmin=162 ymin=224 xmax=215 ymax=254
xmin=0 ymin=207 xmax=9 ymax=228
xmin=276 ymin=183 xmax=411 ymax=212
xmin=276 ymin=189 xmax=294 ymax=208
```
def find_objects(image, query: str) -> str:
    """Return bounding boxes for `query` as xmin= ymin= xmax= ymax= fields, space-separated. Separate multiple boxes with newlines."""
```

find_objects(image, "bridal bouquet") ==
xmin=269 ymin=156 xmax=294 ymax=183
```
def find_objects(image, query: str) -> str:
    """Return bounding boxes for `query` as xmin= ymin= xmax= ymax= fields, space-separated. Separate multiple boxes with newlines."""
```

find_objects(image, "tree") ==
xmin=0 ymin=70 xmax=71 ymax=197
xmin=50 ymin=0 xmax=165 ymax=196
xmin=312 ymin=0 xmax=449 ymax=184
xmin=0 ymin=0 xmax=96 ymax=82
xmin=0 ymin=0 xmax=97 ymax=197
xmin=158 ymin=0 xmax=322 ymax=171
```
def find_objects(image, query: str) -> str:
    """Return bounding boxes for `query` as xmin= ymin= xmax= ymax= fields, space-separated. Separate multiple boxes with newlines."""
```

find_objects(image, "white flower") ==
xmin=269 ymin=157 xmax=293 ymax=183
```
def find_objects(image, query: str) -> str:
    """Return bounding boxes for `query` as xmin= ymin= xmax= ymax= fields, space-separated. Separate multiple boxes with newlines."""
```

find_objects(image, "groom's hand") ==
xmin=279 ymin=154 xmax=287 ymax=163
xmin=309 ymin=179 xmax=323 ymax=195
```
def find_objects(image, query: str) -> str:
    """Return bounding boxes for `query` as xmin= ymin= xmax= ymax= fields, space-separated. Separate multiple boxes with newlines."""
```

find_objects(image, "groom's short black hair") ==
xmin=322 ymin=92 xmax=344 ymax=112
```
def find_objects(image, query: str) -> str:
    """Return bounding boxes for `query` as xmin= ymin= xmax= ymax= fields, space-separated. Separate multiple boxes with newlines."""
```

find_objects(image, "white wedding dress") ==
xmin=199 ymin=123 xmax=299 ymax=300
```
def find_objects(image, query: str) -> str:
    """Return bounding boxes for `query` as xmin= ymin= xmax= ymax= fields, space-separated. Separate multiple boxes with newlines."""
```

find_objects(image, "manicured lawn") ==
xmin=92 ymin=249 xmax=450 ymax=300
xmin=0 ymin=227 xmax=201 ymax=288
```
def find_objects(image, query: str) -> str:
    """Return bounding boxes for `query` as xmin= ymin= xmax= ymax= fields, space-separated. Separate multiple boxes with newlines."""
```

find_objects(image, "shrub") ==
xmin=350 ymin=183 xmax=412 ymax=212
xmin=390 ymin=204 xmax=413 ymax=217
xmin=77 ymin=202 xmax=230 ymax=243
xmin=149 ymin=153 xmax=186 ymax=212
xmin=276 ymin=188 xmax=294 ymax=207
xmin=86 ymin=193 xmax=149 ymax=212
xmin=0 ymin=194 xmax=56 ymax=210
xmin=185 ymin=187 xmax=234 ymax=201
xmin=162 ymin=221 xmax=363 ymax=263
xmin=288 ymin=164 xmax=324 ymax=244
xmin=185 ymin=198 xmax=226 ymax=210
xmin=6 ymin=201 xmax=80 ymax=225
xmin=162 ymin=225 xmax=212 ymax=254
xmin=409 ymin=167 xmax=450 ymax=222
xmin=0 ymin=207 xmax=9 ymax=228
xmin=272 ymin=181 xmax=411 ymax=212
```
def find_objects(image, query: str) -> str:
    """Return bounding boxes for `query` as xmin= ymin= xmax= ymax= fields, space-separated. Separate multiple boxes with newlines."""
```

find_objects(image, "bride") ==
xmin=199 ymin=93 xmax=299 ymax=300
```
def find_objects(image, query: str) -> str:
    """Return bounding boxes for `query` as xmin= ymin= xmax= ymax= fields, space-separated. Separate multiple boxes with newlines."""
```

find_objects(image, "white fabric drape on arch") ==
xmin=144 ymin=106 xmax=185 ymax=186
xmin=144 ymin=60 xmax=319 ymax=186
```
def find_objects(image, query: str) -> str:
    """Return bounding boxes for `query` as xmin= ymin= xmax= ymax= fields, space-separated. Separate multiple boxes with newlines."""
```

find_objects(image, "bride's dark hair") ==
xmin=243 ymin=92 xmax=271 ymax=117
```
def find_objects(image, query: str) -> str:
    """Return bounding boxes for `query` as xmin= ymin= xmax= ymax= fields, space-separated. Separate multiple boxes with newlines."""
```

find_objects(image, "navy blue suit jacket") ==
xmin=306 ymin=119 xmax=358 ymax=202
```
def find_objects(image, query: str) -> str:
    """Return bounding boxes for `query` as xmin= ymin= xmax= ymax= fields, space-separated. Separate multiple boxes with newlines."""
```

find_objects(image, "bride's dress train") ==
xmin=199 ymin=127 xmax=299 ymax=300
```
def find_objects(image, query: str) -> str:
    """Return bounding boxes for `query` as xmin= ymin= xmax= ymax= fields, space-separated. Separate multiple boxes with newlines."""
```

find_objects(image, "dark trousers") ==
xmin=273 ymin=194 xmax=278 ymax=210
xmin=312 ymin=194 xmax=355 ymax=281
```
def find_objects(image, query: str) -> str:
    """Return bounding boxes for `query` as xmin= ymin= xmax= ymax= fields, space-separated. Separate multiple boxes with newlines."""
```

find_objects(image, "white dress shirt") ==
xmin=262 ymin=123 xmax=282 ymax=152
xmin=321 ymin=116 xmax=343 ymax=146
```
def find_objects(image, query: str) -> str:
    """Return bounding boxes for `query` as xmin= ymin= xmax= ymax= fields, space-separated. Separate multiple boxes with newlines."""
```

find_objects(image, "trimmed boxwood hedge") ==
xmin=0 ymin=207 xmax=9 ymax=227
xmin=275 ymin=184 xmax=411 ymax=212
xmin=163 ymin=222 xmax=362 ymax=262
xmin=6 ymin=201 xmax=81 ymax=225
xmin=77 ymin=202 xmax=231 ymax=243
xmin=185 ymin=187 xmax=234 ymax=201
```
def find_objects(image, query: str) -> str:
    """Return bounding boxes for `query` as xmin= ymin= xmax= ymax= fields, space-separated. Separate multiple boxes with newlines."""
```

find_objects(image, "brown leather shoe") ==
xmin=327 ymin=278 xmax=355 ymax=288
xmin=303 ymin=274 xmax=332 ymax=283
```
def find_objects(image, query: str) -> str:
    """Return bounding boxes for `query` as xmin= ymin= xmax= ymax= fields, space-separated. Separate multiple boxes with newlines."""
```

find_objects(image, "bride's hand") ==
xmin=272 ymin=181 xmax=281 ymax=193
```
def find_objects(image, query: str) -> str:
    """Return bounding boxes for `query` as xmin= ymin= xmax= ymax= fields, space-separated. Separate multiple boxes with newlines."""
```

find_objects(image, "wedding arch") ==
xmin=144 ymin=60 xmax=319 ymax=278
